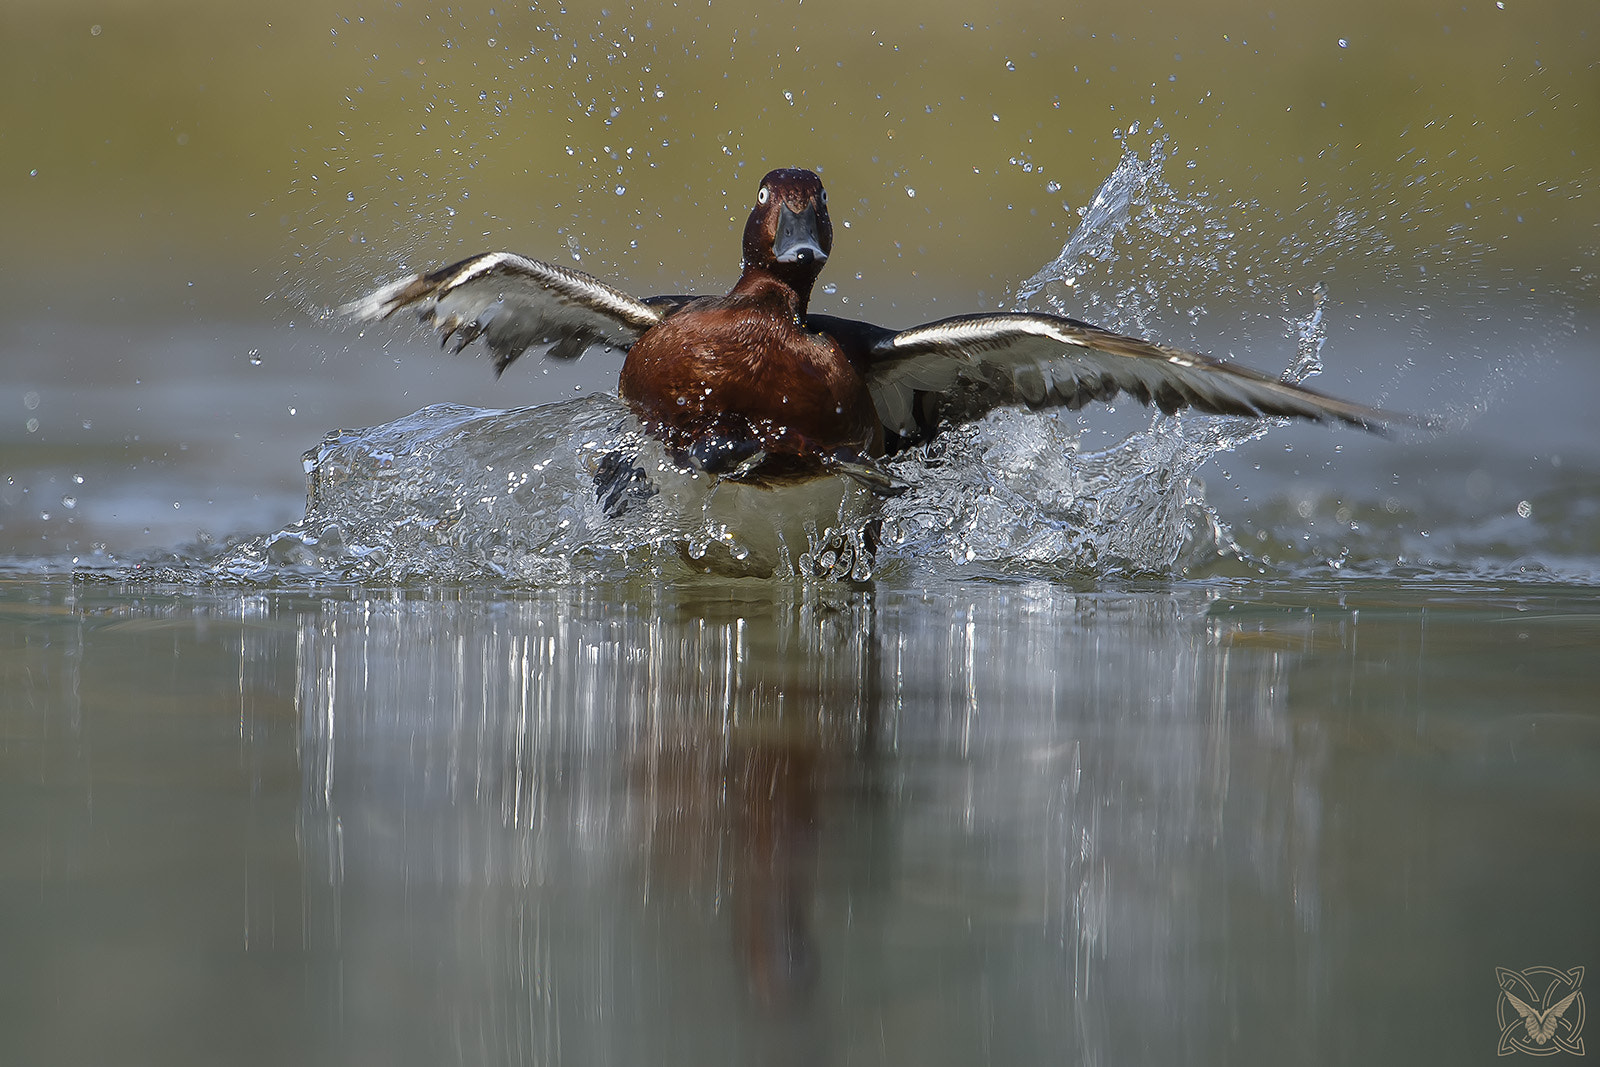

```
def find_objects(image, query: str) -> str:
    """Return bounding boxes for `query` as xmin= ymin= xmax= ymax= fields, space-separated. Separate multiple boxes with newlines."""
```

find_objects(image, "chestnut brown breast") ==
xmin=619 ymin=275 xmax=880 ymax=478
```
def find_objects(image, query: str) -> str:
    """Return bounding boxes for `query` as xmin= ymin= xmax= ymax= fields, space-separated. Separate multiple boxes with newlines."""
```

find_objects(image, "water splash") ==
xmin=203 ymin=139 xmax=1374 ymax=585
xmin=203 ymin=396 xmax=1240 ymax=584
xmin=208 ymin=398 xmax=887 ymax=583
xmin=867 ymin=137 xmax=1337 ymax=579
xmin=879 ymin=409 xmax=1213 ymax=575
xmin=214 ymin=400 xmax=625 ymax=583
xmin=1014 ymin=137 xmax=1175 ymax=310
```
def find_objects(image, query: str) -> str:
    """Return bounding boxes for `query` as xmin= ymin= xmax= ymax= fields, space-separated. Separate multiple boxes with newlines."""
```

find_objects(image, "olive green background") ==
xmin=4 ymin=0 xmax=1595 ymax=320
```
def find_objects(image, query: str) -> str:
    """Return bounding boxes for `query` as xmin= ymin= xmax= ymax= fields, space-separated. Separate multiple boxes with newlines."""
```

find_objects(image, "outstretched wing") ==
xmin=862 ymin=311 xmax=1411 ymax=439
xmin=341 ymin=251 xmax=697 ymax=375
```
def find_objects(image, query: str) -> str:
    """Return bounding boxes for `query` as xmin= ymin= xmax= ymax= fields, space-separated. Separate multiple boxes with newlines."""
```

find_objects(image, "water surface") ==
xmin=3 ymin=576 xmax=1596 ymax=1065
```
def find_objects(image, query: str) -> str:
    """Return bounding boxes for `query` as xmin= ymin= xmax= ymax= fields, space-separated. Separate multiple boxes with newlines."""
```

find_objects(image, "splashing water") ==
xmin=215 ymin=400 xmax=631 ymax=583
xmin=1014 ymin=137 xmax=1175 ymax=311
xmin=873 ymin=136 xmax=1332 ymax=580
xmin=209 ymin=398 xmax=884 ymax=583
xmin=874 ymin=296 xmax=1328 ymax=579
xmin=200 ymin=139 xmax=1343 ymax=585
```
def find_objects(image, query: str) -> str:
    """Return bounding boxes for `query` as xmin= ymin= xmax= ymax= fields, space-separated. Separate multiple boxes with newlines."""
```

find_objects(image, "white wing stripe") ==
xmin=868 ymin=312 xmax=1404 ymax=434
xmin=341 ymin=251 xmax=667 ymax=373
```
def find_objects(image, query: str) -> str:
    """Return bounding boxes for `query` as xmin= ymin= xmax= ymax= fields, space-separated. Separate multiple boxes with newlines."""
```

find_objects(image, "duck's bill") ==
xmin=774 ymin=202 xmax=828 ymax=264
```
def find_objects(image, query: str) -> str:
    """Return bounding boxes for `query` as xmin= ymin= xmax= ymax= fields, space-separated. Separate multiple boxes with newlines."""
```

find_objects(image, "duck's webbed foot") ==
xmin=685 ymin=431 xmax=767 ymax=478
xmin=593 ymin=450 xmax=657 ymax=518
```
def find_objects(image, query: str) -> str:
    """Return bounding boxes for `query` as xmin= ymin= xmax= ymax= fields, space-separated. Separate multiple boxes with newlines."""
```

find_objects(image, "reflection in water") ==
xmin=7 ymin=580 xmax=1596 ymax=1064
xmin=293 ymin=588 xmax=875 ymax=1062
xmin=287 ymin=583 xmax=1329 ymax=1065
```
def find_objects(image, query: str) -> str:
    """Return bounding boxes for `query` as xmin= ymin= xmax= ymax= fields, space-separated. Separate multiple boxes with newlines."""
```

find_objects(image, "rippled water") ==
xmin=4 ymin=575 xmax=1596 ymax=1066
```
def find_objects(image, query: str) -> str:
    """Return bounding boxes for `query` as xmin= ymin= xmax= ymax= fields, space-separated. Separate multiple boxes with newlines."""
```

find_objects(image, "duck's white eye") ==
xmin=757 ymin=187 xmax=770 ymax=204
xmin=820 ymin=190 xmax=828 ymax=205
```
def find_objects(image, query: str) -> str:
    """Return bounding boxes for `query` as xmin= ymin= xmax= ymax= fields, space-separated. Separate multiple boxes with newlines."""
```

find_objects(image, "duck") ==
xmin=343 ymin=167 xmax=1404 ymax=505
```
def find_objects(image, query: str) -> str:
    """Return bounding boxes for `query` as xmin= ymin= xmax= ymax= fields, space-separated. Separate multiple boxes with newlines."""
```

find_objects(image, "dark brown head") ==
xmin=740 ymin=168 xmax=833 ymax=310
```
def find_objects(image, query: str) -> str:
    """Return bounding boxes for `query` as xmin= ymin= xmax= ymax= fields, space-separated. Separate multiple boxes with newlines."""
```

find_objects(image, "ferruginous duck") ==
xmin=344 ymin=167 xmax=1406 ymax=505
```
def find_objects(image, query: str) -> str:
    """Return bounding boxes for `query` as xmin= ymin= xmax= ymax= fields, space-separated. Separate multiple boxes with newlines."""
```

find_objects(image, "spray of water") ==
xmin=202 ymin=138 xmax=1355 ymax=585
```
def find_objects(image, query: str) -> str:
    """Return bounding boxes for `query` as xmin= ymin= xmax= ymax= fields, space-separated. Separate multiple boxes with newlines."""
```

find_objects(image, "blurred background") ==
xmin=4 ymin=8 xmax=1599 ymax=1065
xmin=1 ymin=0 xmax=1596 ymax=558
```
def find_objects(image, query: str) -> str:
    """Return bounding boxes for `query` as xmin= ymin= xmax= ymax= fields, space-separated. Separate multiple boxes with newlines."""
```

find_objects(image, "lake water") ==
xmin=5 ymin=259 xmax=1597 ymax=1067
xmin=4 ymin=574 xmax=1597 ymax=1065
xmin=4 ymin=2 xmax=1599 ymax=1064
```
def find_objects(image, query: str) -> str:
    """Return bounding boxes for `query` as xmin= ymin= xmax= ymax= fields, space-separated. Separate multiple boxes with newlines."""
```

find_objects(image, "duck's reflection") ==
xmin=290 ymin=582 xmax=1326 ymax=1066
xmin=609 ymin=594 xmax=876 ymax=1009
xmin=641 ymin=733 xmax=823 ymax=1005
xmin=294 ymin=587 xmax=883 ymax=1056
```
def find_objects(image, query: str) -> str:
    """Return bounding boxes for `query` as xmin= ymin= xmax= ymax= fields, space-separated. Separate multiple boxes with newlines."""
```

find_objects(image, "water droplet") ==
xmin=906 ymin=187 xmax=916 ymax=198
xmin=61 ymin=496 xmax=77 ymax=509
xmin=248 ymin=348 xmax=263 ymax=366
xmin=1337 ymin=38 xmax=1349 ymax=48
xmin=1516 ymin=500 xmax=1532 ymax=518
xmin=23 ymin=391 xmax=41 ymax=411
xmin=614 ymin=185 xmax=626 ymax=195
xmin=1004 ymin=59 xmax=1016 ymax=71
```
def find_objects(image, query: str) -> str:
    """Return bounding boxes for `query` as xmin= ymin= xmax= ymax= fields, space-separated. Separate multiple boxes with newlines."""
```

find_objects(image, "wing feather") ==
xmin=341 ymin=252 xmax=673 ymax=376
xmin=865 ymin=312 xmax=1416 ymax=438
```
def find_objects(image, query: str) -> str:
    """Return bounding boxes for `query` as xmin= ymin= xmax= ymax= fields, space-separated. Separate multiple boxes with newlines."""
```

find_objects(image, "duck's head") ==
xmin=742 ymin=168 xmax=833 ymax=306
